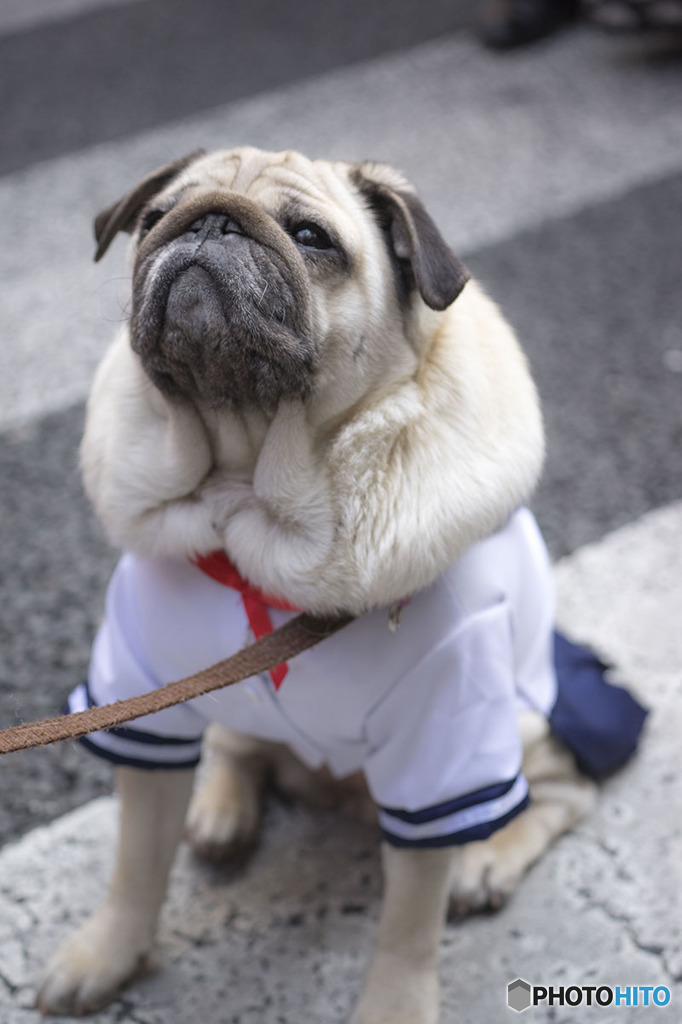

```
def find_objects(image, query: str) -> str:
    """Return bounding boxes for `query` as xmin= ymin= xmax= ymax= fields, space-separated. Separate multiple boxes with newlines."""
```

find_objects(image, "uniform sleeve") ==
xmin=363 ymin=599 xmax=530 ymax=847
xmin=66 ymin=555 xmax=206 ymax=770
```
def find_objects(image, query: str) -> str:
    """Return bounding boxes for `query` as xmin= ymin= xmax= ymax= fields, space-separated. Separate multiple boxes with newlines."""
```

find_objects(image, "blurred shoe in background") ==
xmin=478 ymin=0 xmax=582 ymax=49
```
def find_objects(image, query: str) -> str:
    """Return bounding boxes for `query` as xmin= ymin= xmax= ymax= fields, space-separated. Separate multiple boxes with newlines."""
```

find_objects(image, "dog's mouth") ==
xmin=130 ymin=194 xmax=316 ymax=408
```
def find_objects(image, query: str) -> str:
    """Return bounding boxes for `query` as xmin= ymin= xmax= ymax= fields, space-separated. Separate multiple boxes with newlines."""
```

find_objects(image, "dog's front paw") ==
xmin=349 ymin=953 xmax=439 ymax=1024
xmin=36 ymin=905 xmax=153 ymax=1016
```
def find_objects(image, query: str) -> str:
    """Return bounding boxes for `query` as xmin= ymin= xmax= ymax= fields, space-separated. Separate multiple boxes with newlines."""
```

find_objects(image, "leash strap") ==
xmin=0 ymin=612 xmax=354 ymax=756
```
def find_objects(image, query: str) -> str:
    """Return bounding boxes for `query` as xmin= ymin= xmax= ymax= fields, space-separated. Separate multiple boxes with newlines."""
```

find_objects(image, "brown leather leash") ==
xmin=0 ymin=612 xmax=354 ymax=756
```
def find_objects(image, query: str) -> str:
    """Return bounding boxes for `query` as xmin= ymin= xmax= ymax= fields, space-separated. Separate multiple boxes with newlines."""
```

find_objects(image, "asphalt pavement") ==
xmin=0 ymin=2 xmax=681 ymax=1021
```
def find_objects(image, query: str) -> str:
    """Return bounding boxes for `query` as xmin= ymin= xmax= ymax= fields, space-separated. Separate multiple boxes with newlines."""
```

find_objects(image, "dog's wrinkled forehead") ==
xmin=153 ymin=148 xmax=368 ymax=249
xmin=94 ymin=146 xmax=470 ymax=312
xmin=171 ymin=147 xmax=336 ymax=198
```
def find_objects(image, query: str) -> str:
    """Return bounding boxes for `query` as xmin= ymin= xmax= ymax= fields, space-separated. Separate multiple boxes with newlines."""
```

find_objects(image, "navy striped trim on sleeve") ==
xmin=66 ymin=681 xmax=204 ymax=770
xmin=378 ymin=773 xmax=530 ymax=848
xmin=77 ymin=734 xmax=201 ymax=770
xmin=380 ymin=776 xmax=520 ymax=825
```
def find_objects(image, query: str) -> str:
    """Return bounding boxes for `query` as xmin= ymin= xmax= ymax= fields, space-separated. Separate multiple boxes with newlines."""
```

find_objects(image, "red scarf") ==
xmin=192 ymin=551 xmax=301 ymax=689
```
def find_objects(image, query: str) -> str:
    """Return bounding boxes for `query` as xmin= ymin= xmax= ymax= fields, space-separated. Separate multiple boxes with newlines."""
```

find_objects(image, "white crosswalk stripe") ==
xmin=0 ymin=0 xmax=140 ymax=36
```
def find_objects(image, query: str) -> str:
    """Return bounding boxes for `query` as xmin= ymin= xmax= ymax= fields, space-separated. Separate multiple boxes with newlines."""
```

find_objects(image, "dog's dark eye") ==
xmin=139 ymin=208 xmax=166 ymax=236
xmin=290 ymin=222 xmax=333 ymax=250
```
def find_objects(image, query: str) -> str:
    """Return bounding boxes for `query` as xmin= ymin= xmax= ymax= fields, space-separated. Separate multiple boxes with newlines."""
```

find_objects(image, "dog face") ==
xmin=94 ymin=147 xmax=469 ymax=412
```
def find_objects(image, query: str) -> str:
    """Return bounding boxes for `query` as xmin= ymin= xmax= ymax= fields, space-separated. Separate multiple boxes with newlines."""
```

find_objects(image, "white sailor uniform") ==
xmin=68 ymin=508 xmax=647 ymax=848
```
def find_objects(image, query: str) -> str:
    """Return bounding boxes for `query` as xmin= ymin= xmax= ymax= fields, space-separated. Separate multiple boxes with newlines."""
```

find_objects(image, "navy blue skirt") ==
xmin=549 ymin=633 xmax=648 ymax=780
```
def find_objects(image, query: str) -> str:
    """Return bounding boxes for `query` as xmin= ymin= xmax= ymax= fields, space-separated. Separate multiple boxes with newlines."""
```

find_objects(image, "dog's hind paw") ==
xmin=185 ymin=798 xmax=257 ymax=862
xmin=447 ymin=812 xmax=544 ymax=918
xmin=448 ymin=843 xmax=519 ymax=918
xmin=185 ymin=759 xmax=263 ymax=863
xmin=448 ymin=767 xmax=597 ymax=917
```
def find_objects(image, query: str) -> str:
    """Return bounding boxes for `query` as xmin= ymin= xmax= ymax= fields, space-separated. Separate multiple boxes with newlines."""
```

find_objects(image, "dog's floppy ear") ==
xmin=93 ymin=150 xmax=204 ymax=262
xmin=351 ymin=162 xmax=469 ymax=311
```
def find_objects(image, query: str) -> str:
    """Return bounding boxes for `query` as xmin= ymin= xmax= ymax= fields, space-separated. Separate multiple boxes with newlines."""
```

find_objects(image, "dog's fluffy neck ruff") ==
xmin=81 ymin=281 xmax=544 ymax=615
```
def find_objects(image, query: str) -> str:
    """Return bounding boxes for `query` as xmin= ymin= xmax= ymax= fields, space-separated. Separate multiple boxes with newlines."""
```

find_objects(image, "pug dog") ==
xmin=36 ymin=147 xmax=642 ymax=1023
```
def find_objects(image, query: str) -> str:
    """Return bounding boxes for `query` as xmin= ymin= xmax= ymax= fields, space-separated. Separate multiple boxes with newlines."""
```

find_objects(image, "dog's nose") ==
xmin=186 ymin=213 xmax=246 ymax=237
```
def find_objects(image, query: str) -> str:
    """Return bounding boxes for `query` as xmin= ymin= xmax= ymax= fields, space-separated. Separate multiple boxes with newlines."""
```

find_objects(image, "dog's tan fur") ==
xmin=37 ymin=148 xmax=595 ymax=1022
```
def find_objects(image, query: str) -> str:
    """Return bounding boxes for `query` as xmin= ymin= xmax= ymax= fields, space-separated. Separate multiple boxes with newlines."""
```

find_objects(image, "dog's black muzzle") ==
xmin=130 ymin=192 xmax=315 ymax=408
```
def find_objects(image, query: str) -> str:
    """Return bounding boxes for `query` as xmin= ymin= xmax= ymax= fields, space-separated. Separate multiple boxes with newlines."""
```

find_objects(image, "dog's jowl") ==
xmin=36 ymin=148 xmax=647 ymax=1023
